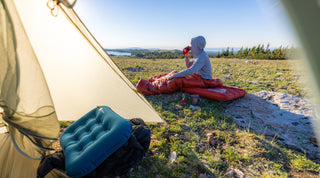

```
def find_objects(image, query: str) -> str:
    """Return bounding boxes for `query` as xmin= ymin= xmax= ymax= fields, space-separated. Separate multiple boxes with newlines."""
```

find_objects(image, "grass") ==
xmin=111 ymin=58 xmax=320 ymax=177
xmin=115 ymin=57 xmax=309 ymax=98
xmin=70 ymin=58 xmax=320 ymax=177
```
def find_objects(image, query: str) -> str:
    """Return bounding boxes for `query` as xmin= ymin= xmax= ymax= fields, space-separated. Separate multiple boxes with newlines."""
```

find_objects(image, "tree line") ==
xmin=215 ymin=44 xmax=300 ymax=60
xmin=106 ymin=44 xmax=300 ymax=60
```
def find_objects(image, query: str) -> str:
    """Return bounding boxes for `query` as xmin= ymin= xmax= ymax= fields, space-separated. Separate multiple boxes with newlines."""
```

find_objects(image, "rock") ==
xmin=168 ymin=151 xmax=177 ymax=162
xmin=225 ymin=74 xmax=233 ymax=80
xmin=309 ymin=137 xmax=319 ymax=147
xmin=224 ymin=91 xmax=320 ymax=161
xmin=226 ymin=167 xmax=246 ymax=178
xmin=310 ymin=136 xmax=318 ymax=143
xmin=232 ymin=116 xmax=247 ymax=128
xmin=285 ymin=143 xmax=304 ymax=153
xmin=199 ymin=173 xmax=210 ymax=178
xmin=190 ymin=105 xmax=201 ymax=111
xmin=206 ymin=133 xmax=217 ymax=147
xmin=191 ymin=94 xmax=200 ymax=105
xmin=263 ymin=129 xmax=276 ymax=137
xmin=251 ymin=80 xmax=260 ymax=84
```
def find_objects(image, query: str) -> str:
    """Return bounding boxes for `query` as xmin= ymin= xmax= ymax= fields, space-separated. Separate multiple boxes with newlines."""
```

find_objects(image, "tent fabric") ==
xmin=60 ymin=106 xmax=132 ymax=177
xmin=0 ymin=133 xmax=67 ymax=178
xmin=136 ymin=71 xmax=223 ymax=95
xmin=1 ymin=0 xmax=163 ymax=176
xmin=59 ymin=0 xmax=77 ymax=8
xmin=0 ymin=0 xmax=60 ymax=160
xmin=11 ymin=0 xmax=162 ymax=123
xmin=281 ymin=0 xmax=320 ymax=144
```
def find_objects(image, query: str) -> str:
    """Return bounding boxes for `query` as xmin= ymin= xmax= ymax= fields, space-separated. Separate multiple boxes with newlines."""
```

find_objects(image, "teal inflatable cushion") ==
xmin=59 ymin=106 xmax=132 ymax=177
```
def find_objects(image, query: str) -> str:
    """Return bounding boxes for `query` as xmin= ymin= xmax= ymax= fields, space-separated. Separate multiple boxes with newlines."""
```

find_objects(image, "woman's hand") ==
xmin=185 ymin=46 xmax=191 ymax=57
xmin=185 ymin=51 xmax=189 ymax=57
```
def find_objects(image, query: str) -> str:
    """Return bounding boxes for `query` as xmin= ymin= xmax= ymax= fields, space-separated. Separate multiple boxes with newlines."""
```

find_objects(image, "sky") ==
xmin=74 ymin=0 xmax=299 ymax=49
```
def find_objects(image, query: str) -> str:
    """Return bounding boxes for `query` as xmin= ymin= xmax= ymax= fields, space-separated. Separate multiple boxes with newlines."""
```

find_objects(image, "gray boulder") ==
xmin=224 ymin=91 xmax=320 ymax=161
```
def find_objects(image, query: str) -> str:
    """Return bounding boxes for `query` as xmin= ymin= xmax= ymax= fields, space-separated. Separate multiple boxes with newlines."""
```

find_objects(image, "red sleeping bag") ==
xmin=136 ymin=71 xmax=246 ymax=101
xmin=136 ymin=71 xmax=223 ymax=95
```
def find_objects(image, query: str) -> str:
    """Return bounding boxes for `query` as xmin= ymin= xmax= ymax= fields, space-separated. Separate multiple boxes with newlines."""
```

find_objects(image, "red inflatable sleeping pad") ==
xmin=181 ymin=86 xmax=247 ymax=101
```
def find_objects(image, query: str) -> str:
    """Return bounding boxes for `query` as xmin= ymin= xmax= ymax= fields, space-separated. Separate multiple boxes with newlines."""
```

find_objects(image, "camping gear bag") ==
xmin=37 ymin=106 xmax=151 ymax=177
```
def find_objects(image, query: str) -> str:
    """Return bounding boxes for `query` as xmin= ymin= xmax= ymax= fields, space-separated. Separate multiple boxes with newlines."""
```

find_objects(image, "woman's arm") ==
xmin=173 ymin=56 xmax=205 ymax=78
xmin=185 ymin=56 xmax=194 ymax=68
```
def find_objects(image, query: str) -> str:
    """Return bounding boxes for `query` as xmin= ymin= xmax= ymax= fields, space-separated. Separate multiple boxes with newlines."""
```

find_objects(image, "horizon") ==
xmin=104 ymin=45 xmax=296 ymax=51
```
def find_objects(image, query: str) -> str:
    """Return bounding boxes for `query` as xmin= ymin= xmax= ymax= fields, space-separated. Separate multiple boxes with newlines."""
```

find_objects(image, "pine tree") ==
xmin=237 ymin=47 xmax=243 ymax=58
xmin=261 ymin=44 xmax=265 ymax=54
xmin=256 ymin=44 xmax=261 ymax=54
xmin=230 ymin=48 xmax=234 ymax=58
xmin=216 ymin=52 xmax=221 ymax=58
xmin=243 ymin=48 xmax=249 ymax=58
xmin=225 ymin=47 xmax=230 ymax=57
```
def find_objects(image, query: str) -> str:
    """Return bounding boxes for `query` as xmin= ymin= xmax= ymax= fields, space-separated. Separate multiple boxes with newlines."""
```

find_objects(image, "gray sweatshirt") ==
xmin=173 ymin=36 xmax=212 ymax=80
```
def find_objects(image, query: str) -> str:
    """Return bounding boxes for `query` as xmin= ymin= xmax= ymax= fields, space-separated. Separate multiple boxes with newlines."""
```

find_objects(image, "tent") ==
xmin=281 ymin=0 xmax=320 ymax=142
xmin=0 ymin=0 xmax=162 ymax=177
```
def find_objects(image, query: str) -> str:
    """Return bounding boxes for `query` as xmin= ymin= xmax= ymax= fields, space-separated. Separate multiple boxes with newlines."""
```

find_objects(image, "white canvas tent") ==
xmin=12 ymin=0 xmax=163 ymax=122
xmin=0 ymin=0 xmax=162 ymax=177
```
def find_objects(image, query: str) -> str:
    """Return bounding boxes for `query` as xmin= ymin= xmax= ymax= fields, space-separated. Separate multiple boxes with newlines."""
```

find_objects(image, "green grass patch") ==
xmin=114 ymin=58 xmax=318 ymax=177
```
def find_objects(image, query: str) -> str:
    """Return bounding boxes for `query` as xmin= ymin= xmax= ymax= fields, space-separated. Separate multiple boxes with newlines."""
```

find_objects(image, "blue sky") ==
xmin=74 ymin=0 xmax=298 ymax=49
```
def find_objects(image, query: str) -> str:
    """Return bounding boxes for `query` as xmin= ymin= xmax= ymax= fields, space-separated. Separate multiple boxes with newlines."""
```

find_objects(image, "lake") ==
xmin=107 ymin=51 xmax=131 ymax=56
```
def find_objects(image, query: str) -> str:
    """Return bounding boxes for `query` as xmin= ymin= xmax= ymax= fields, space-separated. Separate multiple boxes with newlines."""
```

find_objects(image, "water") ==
xmin=107 ymin=51 xmax=131 ymax=56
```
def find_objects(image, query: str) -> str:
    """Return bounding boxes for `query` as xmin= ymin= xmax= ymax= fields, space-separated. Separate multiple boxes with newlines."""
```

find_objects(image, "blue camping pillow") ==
xmin=59 ymin=106 xmax=132 ymax=177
